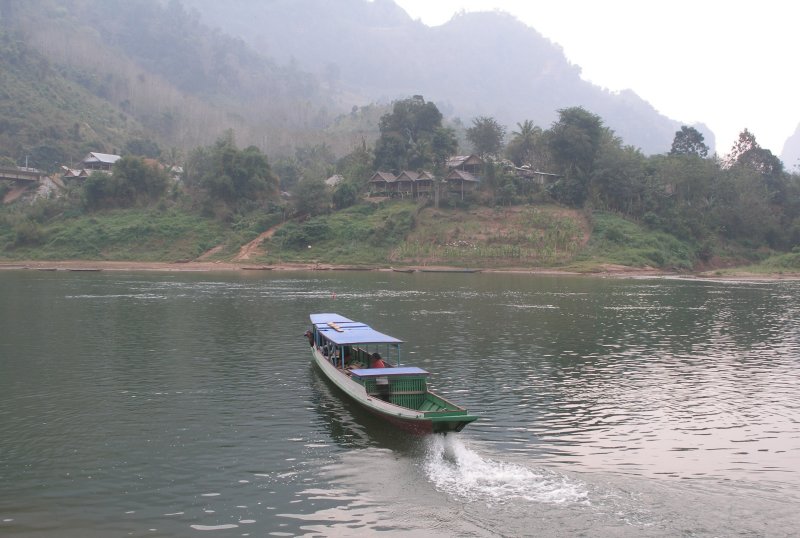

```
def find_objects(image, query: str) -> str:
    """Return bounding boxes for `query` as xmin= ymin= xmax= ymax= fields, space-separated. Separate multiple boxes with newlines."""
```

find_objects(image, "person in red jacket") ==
xmin=370 ymin=352 xmax=386 ymax=368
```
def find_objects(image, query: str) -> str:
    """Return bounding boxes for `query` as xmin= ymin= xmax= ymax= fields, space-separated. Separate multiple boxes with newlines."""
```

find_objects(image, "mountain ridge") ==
xmin=183 ymin=0 xmax=715 ymax=154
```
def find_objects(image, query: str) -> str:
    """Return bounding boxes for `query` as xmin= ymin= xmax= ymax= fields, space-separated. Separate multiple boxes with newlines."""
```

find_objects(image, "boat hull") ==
xmin=310 ymin=347 xmax=474 ymax=434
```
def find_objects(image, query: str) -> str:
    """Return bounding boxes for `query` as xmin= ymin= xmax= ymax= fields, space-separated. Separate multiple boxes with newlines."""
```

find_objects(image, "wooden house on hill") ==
xmin=446 ymin=169 xmax=479 ymax=199
xmin=61 ymin=166 xmax=89 ymax=180
xmin=446 ymin=154 xmax=483 ymax=175
xmin=394 ymin=170 xmax=418 ymax=197
xmin=368 ymin=171 xmax=396 ymax=196
xmin=61 ymin=151 xmax=121 ymax=182
xmin=368 ymin=155 xmax=486 ymax=200
xmin=415 ymin=170 xmax=434 ymax=197
xmin=82 ymin=152 xmax=121 ymax=172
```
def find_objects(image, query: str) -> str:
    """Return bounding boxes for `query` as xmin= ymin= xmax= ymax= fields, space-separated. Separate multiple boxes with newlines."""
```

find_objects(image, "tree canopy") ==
xmin=185 ymin=131 xmax=277 ymax=218
xmin=83 ymin=156 xmax=169 ymax=209
xmin=373 ymin=95 xmax=456 ymax=173
xmin=547 ymin=107 xmax=607 ymax=206
xmin=506 ymin=120 xmax=545 ymax=167
xmin=669 ymin=126 xmax=709 ymax=158
xmin=466 ymin=116 xmax=505 ymax=159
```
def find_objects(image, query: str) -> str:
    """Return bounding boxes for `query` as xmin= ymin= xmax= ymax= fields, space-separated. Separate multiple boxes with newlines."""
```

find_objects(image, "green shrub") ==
xmin=13 ymin=219 xmax=44 ymax=246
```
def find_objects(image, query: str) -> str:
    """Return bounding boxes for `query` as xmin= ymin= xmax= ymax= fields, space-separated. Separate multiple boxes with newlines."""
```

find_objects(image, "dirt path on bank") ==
xmin=193 ymin=223 xmax=283 ymax=262
xmin=233 ymin=223 xmax=282 ymax=261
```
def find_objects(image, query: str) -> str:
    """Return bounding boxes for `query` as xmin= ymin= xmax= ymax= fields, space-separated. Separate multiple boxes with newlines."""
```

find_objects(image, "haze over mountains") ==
xmin=5 ymin=0 xmax=799 ymax=168
xmin=183 ymin=0 xmax=713 ymax=156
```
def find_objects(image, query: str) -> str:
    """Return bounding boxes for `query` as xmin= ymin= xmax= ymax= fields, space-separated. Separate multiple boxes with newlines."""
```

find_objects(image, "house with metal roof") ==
xmin=82 ymin=152 xmax=121 ymax=172
xmin=446 ymin=154 xmax=483 ymax=175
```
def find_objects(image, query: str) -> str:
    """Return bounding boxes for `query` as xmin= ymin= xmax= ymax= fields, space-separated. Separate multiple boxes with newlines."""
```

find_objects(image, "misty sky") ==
xmin=394 ymin=0 xmax=798 ymax=155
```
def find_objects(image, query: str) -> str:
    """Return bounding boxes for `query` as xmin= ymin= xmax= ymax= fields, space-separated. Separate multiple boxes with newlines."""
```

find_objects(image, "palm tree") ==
xmin=507 ymin=120 xmax=542 ymax=167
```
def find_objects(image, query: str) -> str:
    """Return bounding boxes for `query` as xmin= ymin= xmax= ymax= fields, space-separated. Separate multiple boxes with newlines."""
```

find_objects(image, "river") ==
xmin=1 ymin=270 xmax=798 ymax=536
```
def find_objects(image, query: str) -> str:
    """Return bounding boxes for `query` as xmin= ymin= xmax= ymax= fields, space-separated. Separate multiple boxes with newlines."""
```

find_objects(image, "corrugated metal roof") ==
xmin=84 ymin=152 xmax=121 ymax=164
xmin=310 ymin=313 xmax=403 ymax=345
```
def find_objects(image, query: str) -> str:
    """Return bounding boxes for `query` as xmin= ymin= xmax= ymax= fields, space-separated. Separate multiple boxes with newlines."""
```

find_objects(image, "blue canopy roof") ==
xmin=310 ymin=313 xmax=403 ymax=346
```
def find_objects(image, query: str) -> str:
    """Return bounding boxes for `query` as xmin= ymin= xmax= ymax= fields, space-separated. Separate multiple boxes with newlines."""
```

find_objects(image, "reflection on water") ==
xmin=1 ymin=271 xmax=799 ymax=536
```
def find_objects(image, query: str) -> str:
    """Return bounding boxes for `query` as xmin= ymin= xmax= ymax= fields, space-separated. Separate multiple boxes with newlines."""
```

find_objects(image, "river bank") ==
xmin=2 ymin=259 xmax=799 ymax=280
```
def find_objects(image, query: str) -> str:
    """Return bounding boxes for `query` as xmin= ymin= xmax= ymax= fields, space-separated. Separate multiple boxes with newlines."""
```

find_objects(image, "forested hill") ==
xmin=0 ymin=0 xmax=336 ymax=169
xmin=183 ymin=0 xmax=714 ymax=155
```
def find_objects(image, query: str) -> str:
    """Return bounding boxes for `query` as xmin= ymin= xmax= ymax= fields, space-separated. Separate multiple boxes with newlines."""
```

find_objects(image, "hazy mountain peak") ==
xmin=781 ymin=123 xmax=800 ymax=171
xmin=183 ymin=0 xmax=689 ymax=154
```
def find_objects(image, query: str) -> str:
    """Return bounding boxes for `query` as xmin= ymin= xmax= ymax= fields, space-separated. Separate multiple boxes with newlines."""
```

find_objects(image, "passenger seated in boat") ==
xmin=370 ymin=352 xmax=386 ymax=368
xmin=304 ymin=330 xmax=314 ymax=347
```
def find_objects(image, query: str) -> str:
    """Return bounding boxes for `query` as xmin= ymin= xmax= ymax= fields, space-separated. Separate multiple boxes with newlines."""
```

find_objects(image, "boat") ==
xmin=391 ymin=267 xmax=416 ymax=273
xmin=307 ymin=313 xmax=477 ymax=433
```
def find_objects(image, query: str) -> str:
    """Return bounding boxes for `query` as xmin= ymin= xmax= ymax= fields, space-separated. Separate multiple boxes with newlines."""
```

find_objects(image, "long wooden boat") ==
xmin=307 ymin=313 xmax=477 ymax=434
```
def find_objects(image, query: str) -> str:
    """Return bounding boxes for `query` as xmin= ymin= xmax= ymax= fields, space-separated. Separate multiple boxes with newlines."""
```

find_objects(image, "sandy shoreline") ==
xmin=1 ymin=259 xmax=799 ymax=280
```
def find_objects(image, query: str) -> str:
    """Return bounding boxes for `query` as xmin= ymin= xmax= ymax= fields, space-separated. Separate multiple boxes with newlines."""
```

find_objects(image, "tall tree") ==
xmin=292 ymin=176 xmax=330 ymax=217
xmin=669 ymin=126 xmax=709 ymax=157
xmin=727 ymin=129 xmax=783 ymax=176
xmin=547 ymin=107 xmax=606 ymax=206
xmin=725 ymin=128 xmax=785 ymax=202
xmin=336 ymin=142 xmax=373 ymax=189
xmin=466 ymin=116 xmax=505 ymax=159
xmin=373 ymin=95 xmax=453 ymax=173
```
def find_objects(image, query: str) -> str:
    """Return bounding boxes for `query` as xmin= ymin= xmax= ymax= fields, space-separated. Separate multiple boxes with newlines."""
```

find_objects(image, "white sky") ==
xmin=393 ymin=0 xmax=799 ymax=155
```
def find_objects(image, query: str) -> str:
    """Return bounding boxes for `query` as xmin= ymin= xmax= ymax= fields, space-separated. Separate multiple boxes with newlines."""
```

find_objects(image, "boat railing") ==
xmin=358 ymin=375 xmax=427 ymax=395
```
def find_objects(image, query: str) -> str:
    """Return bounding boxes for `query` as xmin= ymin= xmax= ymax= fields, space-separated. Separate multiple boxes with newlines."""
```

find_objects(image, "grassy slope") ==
xmin=253 ymin=201 xmax=700 ymax=271
xmin=2 ymin=200 xmax=774 ymax=274
xmin=0 ymin=208 xmax=226 ymax=262
xmin=573 ymin=212 xmax=696 ymax=271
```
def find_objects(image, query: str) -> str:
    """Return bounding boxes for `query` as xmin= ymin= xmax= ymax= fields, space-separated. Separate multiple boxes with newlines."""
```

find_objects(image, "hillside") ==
xmin=0 ymin=27 xmax=141 ymax=168
xmin=0 ymin=0 xmax=338 ymax=167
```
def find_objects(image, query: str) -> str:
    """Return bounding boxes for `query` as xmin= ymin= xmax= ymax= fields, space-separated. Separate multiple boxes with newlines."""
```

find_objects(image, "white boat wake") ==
xmin=423 ymin=435 xmax=589 ymax=506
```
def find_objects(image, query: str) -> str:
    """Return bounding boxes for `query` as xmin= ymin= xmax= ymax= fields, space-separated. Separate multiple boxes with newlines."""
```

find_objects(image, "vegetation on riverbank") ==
xmin=2 ymin=95 xmax=799 ymax=275
xmin=2 ymin=196 xmax=799 ymax=277
xmin=0 ymin=208 xmax=226 ymax=262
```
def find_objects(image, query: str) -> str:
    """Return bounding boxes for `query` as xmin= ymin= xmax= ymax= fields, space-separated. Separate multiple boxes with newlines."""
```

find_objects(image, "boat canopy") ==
xmin=310 ymin=313 xmax=403 ymax=346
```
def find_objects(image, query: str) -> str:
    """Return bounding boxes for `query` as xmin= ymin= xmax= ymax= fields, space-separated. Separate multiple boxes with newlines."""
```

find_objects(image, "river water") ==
xmin=0 ymin=270 xmax=798 ymax=537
